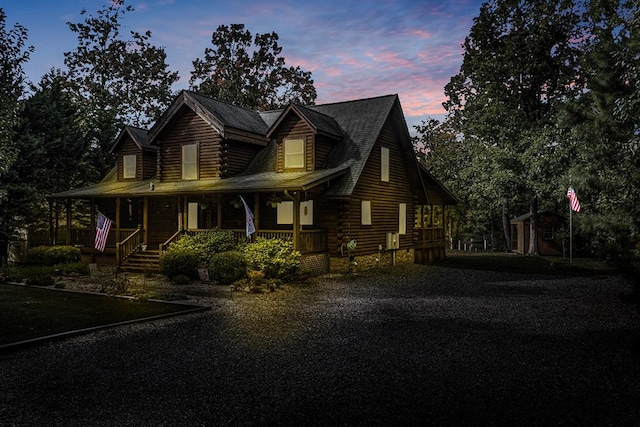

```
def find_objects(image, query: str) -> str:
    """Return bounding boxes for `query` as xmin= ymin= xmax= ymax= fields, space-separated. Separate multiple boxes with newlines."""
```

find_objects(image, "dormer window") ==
xmin=123 ymin=154 xmax=137 ymax=179
xmin=182 ymin=144 xmax=198 ymax=180
xmin=284 ymin=139 xmax=305 ymax=169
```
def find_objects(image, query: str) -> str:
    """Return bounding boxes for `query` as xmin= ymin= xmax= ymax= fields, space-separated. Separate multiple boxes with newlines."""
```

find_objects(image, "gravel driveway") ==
xmin=1 ymin=264 xmax=639 ymax=426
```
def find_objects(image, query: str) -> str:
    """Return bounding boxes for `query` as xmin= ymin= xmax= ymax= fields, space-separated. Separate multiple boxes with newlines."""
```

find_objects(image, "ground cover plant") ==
xmin=0 ymin=284 xmax=197 ymax=346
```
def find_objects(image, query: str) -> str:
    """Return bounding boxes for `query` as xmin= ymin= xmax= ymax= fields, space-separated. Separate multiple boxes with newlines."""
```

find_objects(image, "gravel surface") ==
xmin=1 ymin=264 xmax=639 ymax=426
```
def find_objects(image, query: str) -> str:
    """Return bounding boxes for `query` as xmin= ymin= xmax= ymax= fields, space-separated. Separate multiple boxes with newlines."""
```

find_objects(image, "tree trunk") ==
xmin=502 ymin=199 xmax=511 ymax=252
xmin=527 ymin=196 xmax=539 ymax=255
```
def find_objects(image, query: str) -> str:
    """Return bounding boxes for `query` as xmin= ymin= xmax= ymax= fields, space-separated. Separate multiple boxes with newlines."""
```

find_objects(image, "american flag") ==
xmin=95 ymin=212 xmax=113 ymax=252
xmin=567 ymin=187 xmax=581 ymax=212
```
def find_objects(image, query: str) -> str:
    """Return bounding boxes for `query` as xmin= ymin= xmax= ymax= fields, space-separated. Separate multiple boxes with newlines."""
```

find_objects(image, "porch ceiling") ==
xmin=48 ymin=164 xmax=350 ymax=199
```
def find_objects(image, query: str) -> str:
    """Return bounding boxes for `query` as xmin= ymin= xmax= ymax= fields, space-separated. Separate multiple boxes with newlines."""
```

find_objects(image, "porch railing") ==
xmin=415 ymin=227 xmax=445 ymax=243
xmin=116 ymin=227 xmax=142 ymax=265
xmin=159 ymin=229 xmax=183 ymax=262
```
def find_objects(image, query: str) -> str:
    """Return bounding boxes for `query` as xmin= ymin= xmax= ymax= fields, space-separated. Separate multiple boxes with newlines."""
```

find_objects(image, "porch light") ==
xmin=150 ymin=182 xmax=155 ymax=191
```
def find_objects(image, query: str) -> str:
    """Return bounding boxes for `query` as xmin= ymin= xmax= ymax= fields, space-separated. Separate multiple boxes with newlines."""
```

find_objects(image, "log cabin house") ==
xmin=48 ymin=91 xmax=457 ymax=274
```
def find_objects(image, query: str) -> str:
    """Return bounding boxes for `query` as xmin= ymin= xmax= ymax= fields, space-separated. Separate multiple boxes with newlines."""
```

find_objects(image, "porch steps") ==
xmin=120 ymin=250 xmax=161 ymax=273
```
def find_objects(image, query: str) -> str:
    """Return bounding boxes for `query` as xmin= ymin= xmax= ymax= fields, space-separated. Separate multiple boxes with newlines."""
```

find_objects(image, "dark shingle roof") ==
xmin=185 ymin=91 xmax=269 ymax=135
xmin=110 ymin=126 xmax=154 ymax=153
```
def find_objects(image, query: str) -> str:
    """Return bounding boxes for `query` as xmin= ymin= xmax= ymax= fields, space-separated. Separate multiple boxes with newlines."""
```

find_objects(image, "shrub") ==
xmin=161 ymin=246 xmax=200 ymax=279
xmin=26 ymin=245 xmax=81 ymax=266
xmin=161 ymin=229 xmax=237 ymax=279
xmin=209 ymin=250 xmax=247 ymax=285
xmin=242 ymin=238 xmax=300 ymax=279
xmin=20 ymin=266 xmax=55 ymax=286
xmin=54 ymin=262 xmax=90 ymax=276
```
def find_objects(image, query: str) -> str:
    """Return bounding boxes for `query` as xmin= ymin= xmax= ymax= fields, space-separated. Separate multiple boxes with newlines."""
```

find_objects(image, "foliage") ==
xmin=101 ymin=274 xmax=131 ymax=295
xmin=439 ymin=0 xmax=584 ymax=253
xmin=160 ymin=246 xmax=201 ymax=280
xmin=190 ymin=23 xmax=316 ymax=110
xmin=64 ymin=0 xmax=179 ymax=181
xmin=3 ymin=71 xmax=88 ymax=241
xmin=242 ymin=238 xmax=300 ymax=279
xmin=161 ymin=229 xmax=237 ymax=279
xmin=26 ymin=245 xmax=81 ymax=266
xmin=208 ymin=250 xmax=247 ymax=285
xmin=0 ymin=8 xmax=33 ymax=265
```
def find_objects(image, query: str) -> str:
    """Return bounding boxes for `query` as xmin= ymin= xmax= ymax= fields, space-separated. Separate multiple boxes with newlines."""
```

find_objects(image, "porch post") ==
xmin=115 ymin=197 xmax=121 ymax=244
xmin=91 ymin=200 xmax=96 ymax=262
xmin=293 ymin=192 xmax=300 ymax=252
xmin=143 ymin=197 xmax=149 ymax=244
xmin=48 ymin=199 xmax=54 ymax=246
xmin=253 ymin=193 xmax=260 ymax=235
xmin=66 ymin=199 xmax=72 ymax=245
xmin=216 ymin=194 xmax=222 ymax=228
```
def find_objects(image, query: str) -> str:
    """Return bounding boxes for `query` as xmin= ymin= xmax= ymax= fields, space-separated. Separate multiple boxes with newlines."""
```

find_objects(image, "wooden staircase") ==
xmin=119 ymin=249 xmax=161 ymax=273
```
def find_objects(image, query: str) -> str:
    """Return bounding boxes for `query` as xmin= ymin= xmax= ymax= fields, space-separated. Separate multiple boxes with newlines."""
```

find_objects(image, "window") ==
xmin=123 ymin=154 xmax=136 ymax=179
xmin=277 ymin=201 xmax=294 ymax=224
xmin=543 ymin=225 xmax=554 ymax=240
xmin=300 ymin=200 xmax=313 ymax=225
xmin=182 ymin=144 xmax=198 ymax=180
xmin=361 ymin=200 xmax=372 ymax=225
xmin=381 ymin=147 xmax=389 ymax=182
xmin=187 ymin=202 xmax=198 ymax=230
xmin=284 ymin=139 xmax=305 ymax=169
xmin=399 ymin=203 xmax=407 ymax=234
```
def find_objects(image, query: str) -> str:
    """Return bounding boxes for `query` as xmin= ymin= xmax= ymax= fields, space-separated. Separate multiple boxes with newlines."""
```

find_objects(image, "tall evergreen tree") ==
xmin=560 ymin=0 xmax=639 ymax=261
xmin=0 ymin=8 xmax=33 ymax=264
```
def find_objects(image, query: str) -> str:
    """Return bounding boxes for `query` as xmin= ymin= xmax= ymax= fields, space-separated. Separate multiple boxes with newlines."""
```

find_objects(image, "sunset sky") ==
xmin=3 ymin=0 xmax=485 ymax=130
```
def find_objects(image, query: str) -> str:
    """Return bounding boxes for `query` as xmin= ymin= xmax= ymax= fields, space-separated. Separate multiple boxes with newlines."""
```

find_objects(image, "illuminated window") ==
xmin=284 ymin=139 xmax=305 ymax=169
xmin=361 ymin=200 xmax=372 ymax=225
xmin=123 ymin=155 xmax=136 ymax=179
xmin=381 ymin=147 xmax=389 ymax=182
xmin=277 ymin=201 xmax=294 ymax=224
xmin=399 ymin=203 xmax=407 ymax=234
xmin=300 ymin=200 xmax=313 ymax=225
xmin=182 ymin=144 xmax=198 ymax=180
xmin=187 ymin=202 xmax=198 ymax=230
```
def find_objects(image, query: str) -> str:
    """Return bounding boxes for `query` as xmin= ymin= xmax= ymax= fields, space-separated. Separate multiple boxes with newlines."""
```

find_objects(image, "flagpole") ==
xmin=568 ymin=177 xmax=573 ymax=267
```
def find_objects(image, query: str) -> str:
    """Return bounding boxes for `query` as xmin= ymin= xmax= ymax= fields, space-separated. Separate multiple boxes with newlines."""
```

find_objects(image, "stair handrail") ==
xmin=116 ymin=226 xmax=142 ymax=266
xmin=159 ymin=229 xmax=183 ymax=263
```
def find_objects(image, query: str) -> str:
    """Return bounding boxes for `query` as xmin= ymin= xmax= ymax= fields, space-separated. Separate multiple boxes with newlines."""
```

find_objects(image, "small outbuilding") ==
xmin=510 ymin=211 xmax=566 ymax=256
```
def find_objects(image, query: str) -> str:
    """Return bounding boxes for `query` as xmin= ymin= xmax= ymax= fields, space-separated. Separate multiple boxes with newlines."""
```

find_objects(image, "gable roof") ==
xmin=51 ymin=92 xmax=456 ymax=204
xmin=266 ymin=103 xmax=343 ymax=140
xmin=109 ymin=126 xmax=154 ymax=154
xmin=148 ymin=91 xmax=269 ymax=145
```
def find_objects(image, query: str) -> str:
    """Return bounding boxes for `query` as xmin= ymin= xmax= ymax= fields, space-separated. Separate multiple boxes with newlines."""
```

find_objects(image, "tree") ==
xmin=190 ymin=24 xmax=317 ymax=110
xmin=0 ymin=8 xmax=33 ymax=264
xmin=560 ymin=0 xmax=640 ymax=262
xmin=1 ymin=71 xmax=88 ymax=257
xmin=442 ymin=0 xmax=583 ymax=253
xmin=64 ymin=0 xmax=179 ymax=181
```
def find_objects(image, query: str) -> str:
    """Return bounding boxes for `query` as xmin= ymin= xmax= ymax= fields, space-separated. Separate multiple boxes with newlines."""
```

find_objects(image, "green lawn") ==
xmin=0 ymin=284 xmax=201 ymax=346
xmin=438 ymin=251 xmax=619 ymax=276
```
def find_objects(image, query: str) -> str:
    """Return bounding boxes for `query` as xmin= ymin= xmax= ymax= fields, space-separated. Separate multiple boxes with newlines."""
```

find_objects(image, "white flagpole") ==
xmin=568 ymin=177 xmax=573 ymax=267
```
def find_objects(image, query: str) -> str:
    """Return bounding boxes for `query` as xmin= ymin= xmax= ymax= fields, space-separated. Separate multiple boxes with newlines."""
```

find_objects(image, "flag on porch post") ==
xmin=567 ymin=187 xmax=581 ymax=212
xmin=239 ymin=196 xmax=256 ymax=238
xmin=95 ymin=212 xmax=113 ymax=252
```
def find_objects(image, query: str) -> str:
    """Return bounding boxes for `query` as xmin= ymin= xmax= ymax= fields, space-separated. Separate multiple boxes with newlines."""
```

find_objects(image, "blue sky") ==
xmin=3 ymin=0 xmax=484 ymax=129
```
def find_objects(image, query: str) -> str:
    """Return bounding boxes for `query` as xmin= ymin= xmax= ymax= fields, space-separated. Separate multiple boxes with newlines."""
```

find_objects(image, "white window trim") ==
xmin=361 ymin=200 xmax=372 ymax=225
xmin=381 ymin=147 xmax=390 ymax=182
xmin=284 ymin=139 xmax=305 ymax=169
xmin=182 ymin=144 xmax=198 ymax=180
xmin=123 ymin=154 xmax=136 ymax=179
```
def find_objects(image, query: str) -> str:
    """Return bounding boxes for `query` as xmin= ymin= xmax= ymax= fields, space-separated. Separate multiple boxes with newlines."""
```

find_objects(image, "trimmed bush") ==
xmin=209 ymin=250 xmax=247 ymax=285
xmin=20 ymin=266 xmax=56 ymax=286
xmin=160 ymin=246 xmax=200 ymax=279
xmin=161 ymin=229 xmax=237 ymax=279
xmin=26 ymin=246 xmax=81 ymax=266
xmin=242 ymin=238 xmax=301 ymax=279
